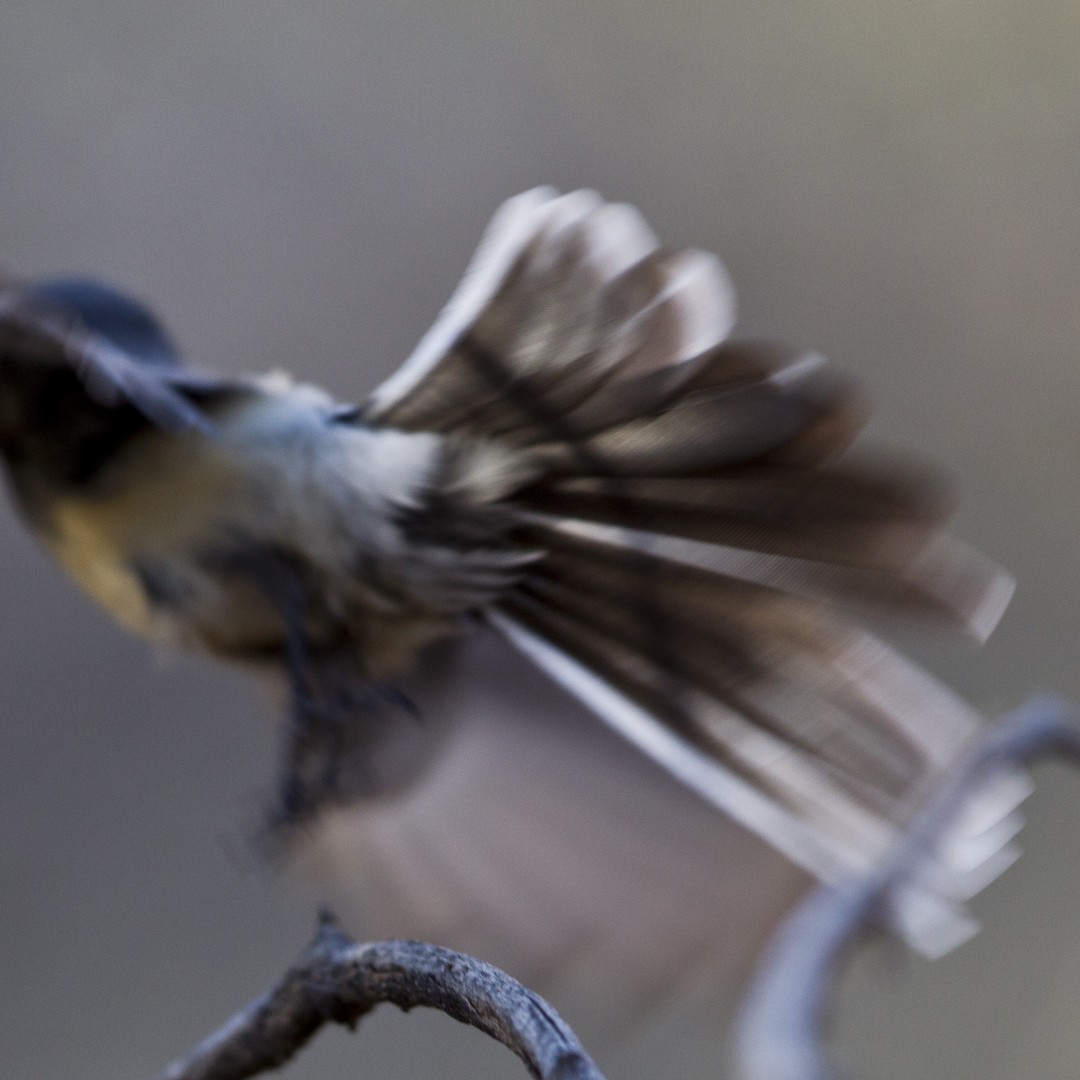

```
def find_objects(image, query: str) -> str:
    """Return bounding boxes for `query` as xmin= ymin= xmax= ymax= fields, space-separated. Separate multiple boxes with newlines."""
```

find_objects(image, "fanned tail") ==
xmin=365 ymin=187 xmax=1025 ymax=958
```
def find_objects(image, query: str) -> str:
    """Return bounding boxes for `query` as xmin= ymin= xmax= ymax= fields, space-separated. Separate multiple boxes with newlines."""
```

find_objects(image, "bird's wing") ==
xmin=289 ymin=626 xmax=813 ymax=1031
xmin=0 ymin=276 xmax=240 ymax=430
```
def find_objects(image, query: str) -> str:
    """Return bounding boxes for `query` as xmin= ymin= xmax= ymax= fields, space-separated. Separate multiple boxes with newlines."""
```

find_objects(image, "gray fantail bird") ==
xmin=0 ymin=189 xmax=1027 ymax=1014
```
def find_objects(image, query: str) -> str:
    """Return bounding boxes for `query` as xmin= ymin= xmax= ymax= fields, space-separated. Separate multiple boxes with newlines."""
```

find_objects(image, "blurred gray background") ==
xmin=2 ymin=3 xmax=1079 ymax=1078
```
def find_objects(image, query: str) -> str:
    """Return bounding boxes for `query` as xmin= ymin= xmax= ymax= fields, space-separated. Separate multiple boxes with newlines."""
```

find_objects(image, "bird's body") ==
xmin=32 ymin=386 xmax=450 ymax=661
xmin=4 ymin=356 xmax=535 ymax=674
xmin=0 ymin=189 xmax=1027 ymax=1010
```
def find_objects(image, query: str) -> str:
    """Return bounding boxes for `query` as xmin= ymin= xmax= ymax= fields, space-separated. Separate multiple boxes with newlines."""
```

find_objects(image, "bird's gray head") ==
xmin=20 ymin=277 xmax=181 ymax=368
xmin=0 ymin=277 xmax=179 ymax=494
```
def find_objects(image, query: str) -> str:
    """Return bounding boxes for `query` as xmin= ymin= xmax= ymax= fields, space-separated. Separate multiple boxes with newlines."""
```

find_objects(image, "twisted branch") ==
xmin=154 ymin=914 xmax=606 ymax=1080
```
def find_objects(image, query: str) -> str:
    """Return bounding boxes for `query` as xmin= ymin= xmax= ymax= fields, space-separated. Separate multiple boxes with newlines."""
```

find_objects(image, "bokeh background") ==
xmin=2 ymin=3 xmax=1080 ymax=1078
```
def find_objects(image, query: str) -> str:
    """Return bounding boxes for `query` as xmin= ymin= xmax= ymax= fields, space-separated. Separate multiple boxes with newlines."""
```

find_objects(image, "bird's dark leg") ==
xmin=237 ymin=549 xmax=352 ymax=830
xmin=240 ymin=548 xmax=413 ymax=837
xmin=276 ymin=574 xmax=333 ymax=827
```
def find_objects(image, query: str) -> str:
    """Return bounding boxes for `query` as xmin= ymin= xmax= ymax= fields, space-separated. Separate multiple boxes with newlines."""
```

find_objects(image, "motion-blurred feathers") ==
xmin=0 ymin=189 xmax=1024 ymax=1018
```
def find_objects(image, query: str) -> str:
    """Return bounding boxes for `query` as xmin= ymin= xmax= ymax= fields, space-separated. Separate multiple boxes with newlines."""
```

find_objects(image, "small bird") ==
xmin=0 ymin=189 xmax=1025 ymax=1012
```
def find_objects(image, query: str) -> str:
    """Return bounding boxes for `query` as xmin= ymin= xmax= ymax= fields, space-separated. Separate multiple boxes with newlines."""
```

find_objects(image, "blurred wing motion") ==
xmin=299 ymin=189 xmax=1026 ymax=996
xmin=301 ymin=628 xmax=819 ymax=1026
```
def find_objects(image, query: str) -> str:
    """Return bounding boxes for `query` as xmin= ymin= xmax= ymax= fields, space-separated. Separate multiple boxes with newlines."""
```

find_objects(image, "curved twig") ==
xmin=731 ymin=695 xmax=1080 ymax=1080
xmin=154 ymin=914 xmax=606 ymax=1080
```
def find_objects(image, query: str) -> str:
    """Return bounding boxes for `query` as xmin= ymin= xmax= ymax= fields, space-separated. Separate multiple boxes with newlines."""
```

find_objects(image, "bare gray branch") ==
xmin=731 ymin=695 xmax=1080 ymax=1080
xmin=154 ymin=914 xmax=606 ymax=1080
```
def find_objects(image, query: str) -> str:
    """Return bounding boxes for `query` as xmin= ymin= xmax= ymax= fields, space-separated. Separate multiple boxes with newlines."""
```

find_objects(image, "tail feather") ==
xmin=517 ymin=509 xmax=1011 ymax=641
xmin=522 ymin=471 xmax=944 ymax=572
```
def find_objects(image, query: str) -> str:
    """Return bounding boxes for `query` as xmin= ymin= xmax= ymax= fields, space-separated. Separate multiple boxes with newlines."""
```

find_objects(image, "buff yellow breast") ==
xmin=44 ymin=428 xmax=243 ymax=641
